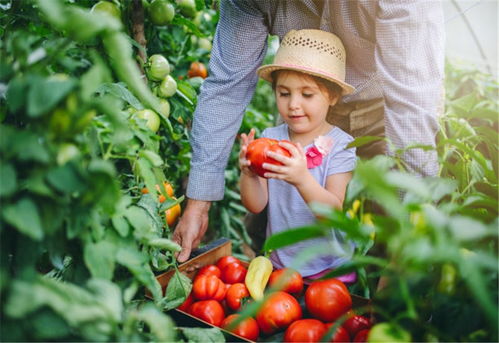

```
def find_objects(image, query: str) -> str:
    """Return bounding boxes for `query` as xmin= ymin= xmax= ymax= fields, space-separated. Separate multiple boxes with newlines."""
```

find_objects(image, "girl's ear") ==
xmin=329 ymin=92 xmax=340 ymax=106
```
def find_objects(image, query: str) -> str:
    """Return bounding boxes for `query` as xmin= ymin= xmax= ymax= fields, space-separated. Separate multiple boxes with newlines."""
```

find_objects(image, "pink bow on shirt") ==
xmin=305 ymin=135 xmax=334 ymax=169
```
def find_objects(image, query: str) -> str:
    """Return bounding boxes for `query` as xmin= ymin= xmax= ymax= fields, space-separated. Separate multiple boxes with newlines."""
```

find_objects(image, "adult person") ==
xmin=172 ymin=0 xmax=445 ymax=262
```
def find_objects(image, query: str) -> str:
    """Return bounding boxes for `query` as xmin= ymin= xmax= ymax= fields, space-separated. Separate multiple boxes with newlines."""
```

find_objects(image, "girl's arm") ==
xmin=263 ymin=141 xmax=351 ymax=210
xmin=239 ymin=130 xmax=268 ymax=213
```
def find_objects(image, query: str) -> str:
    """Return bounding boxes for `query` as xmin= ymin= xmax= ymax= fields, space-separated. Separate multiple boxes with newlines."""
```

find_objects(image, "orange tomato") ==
xmin=166 ymin=201 xmax=181 ymax=226
xmin=141 ymin=181 xmax=175 ymax=201
xmin=187 ymin=61 xmax=208 ymax=79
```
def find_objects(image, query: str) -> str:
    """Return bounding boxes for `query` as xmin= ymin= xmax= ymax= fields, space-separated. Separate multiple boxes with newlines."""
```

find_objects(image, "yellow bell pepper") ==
xmin=245 ymin=256 xmax=273 ymax=300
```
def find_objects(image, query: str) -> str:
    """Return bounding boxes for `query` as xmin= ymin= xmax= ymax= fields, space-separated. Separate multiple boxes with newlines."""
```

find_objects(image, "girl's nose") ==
xmin=289 ymin=94 xmax=300 ymax=110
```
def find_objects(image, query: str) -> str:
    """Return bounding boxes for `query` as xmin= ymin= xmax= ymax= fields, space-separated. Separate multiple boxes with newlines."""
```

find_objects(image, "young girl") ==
xmin=239 ymin=29 xmax=357 ymax=280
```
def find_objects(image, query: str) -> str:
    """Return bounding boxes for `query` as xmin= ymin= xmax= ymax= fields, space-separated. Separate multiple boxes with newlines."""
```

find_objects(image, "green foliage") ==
xmin=260 ymin=62 xmax=498 ymax=342
xmin=0 ymin=0 xmax=215 ymax=341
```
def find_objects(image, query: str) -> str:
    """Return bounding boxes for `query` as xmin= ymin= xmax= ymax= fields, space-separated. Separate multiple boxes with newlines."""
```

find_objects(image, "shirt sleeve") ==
xmin=375 ymin=1 xmax=445 ymax=177
xmin=186 ymin=0 xmax=270 ymax=201
xmin=327 ymin=134 xmax=357 ymax=175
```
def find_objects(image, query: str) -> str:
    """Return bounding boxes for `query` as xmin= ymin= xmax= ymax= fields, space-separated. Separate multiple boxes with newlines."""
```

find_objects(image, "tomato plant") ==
xmin=246 ymin=138 xmax=292 ymax=178
xmin=148 ymin=0 xmax=175 ymax=26
xmin=192 ymin=274 xmax=226 ymax=301
xmin=225 ymin=283 xmax=250 ymax=311
xmin=305 ymin=279 xmax=352 ymax=322
xmin=268 ymin=268 xmax=304 ymax=294
xmin=188 ymin=61 xmax=208 ymax=79
xmin=221 ymin=314 xmax=260 ymax=341
xmin=284 ymin=319 xmax=327 ymax=343
xmin=189 ymin=300 xmax=225 ymax=327
xmin=255 ymin=291 xmax=302 ymax=335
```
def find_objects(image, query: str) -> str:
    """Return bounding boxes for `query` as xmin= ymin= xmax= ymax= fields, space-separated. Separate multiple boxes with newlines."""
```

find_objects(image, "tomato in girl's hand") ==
xmin=305 ymin=279 xmax=352 ymax=322
xmin=246 ymin=138 xmax=292 ymax=178
xmin=221 ymin=262 xmax=247 ymax=284
xmin=221 ymin=314 xmax=260 ymax=341
xmin=189 ymin=300 xmax=225 ymax=327
xmin=225 ymin=283 xmax=250 ymax=311
xmin=284 ymin=319 xmax=326 ymax=343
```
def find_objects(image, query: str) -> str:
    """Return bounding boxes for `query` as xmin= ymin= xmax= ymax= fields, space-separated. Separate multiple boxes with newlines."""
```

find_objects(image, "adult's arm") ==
xmin=186 ymin=0 xmax=270 ymax=200
xmin=375 ymin=1 xmax=445 ymax=176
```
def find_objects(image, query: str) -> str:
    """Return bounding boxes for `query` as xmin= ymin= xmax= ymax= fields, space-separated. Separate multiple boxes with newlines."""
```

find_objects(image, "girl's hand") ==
xmin=239 ymin=129 xmax=257 ymax=176
xmin=263 ymin=141 xmax=309 ymax=186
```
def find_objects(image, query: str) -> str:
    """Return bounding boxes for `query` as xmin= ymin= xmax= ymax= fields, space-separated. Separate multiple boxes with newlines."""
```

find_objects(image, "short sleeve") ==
xmin=327 ymin=134 xmax=357 ymax=175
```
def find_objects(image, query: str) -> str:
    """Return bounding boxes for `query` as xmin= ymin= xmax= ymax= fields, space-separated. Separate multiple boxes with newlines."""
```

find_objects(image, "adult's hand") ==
xmin=172 ymin=198 xmax=211 ymax=263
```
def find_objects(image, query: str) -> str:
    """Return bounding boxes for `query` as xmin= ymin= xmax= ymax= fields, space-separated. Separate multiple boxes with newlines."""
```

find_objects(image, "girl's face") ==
xmin=275 ymin=71 xmax=338 ymax=140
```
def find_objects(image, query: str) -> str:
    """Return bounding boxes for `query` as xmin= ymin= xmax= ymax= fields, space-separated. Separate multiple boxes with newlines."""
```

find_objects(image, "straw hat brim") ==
xmin=257 ymin=64 xmax=355 ymax=96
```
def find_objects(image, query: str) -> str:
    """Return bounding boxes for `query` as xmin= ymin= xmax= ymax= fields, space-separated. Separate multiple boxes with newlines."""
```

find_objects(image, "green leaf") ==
xmin=96 ymin=82 xmax=143 ymax=109
xmin=137 ymin=303 xmax=176 ymax=342
xmin=0 ymin=163 xmax=17 ymax=197
xmin=15 ymin=131 xmax=51 ymax=163
xmin=27 ymin=76 xmax=76 ymax=117
xmin=139 ymin=150 xmax=163 ymax=167
xmin=386 ymin=171 xmax=430 ymax=201
xmin=162 ymin=271 xmax=192 ymax=310
xmin=124 ymin=205 xmax=155 ymax=239
xmin=147 ymin=238 xmax=181 ymax=252
xmin=176 ymin=80 xmax=197 ymax=104
xmin=112 ymin=215 xmax=130 ymax=237
xmin=6 ymin=77 xmax=29 ymax=113
xmin=180 ymin=327 xmax=225 ymax=343
xmin=80 ymin=53 xmax=113 ymax=101
xmin=46 ymin=164 xmax=86 ymax=193
xmin=84 ymin=240 xmax=116 ymax=280
xmin=263 ymin=226 xmax=326 ymax=252
xmin=172 ymin=16 xmax=205 ymax=37
xmin=347 ymin=135 xmax=385 ymax=149
xmin=448 ymin=216 xmax=490 ymax=241
xmin=2 ymin=197 xmax=44 ymax=240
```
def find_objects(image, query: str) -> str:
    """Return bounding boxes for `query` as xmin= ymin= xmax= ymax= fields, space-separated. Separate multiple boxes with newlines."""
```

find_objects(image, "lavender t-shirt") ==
xmin=261 ymin=124 xmax=357 ymax=277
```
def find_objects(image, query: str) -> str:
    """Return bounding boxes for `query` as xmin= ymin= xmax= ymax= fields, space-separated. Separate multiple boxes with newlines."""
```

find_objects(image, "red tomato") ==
xmin=353 ymin=329 xmax=370 ymax=342
xmin=221 ymin=262 xmax=247 ymax=284
xmin=197 ymin=264 xmax=221 ymax=279
xmin=192 ymin=274 xmax=226 ymax=301
xmin=256 ymin=291 xmax=302 ymax=335
xmin=305 ymin=279 xmax=352 ymax=322
xmin=216 ymin=255 xmax=241 ymax=271
xmin=343 ymin=315 xmax=372 ymax=337
xmin=189 ymin=300 xmax=225 ymax=327
xmin=324 ymin=323 xmax=351 ymax=343
xmin=225 ymin=283 xmax=250 ymax=311
xmin=221 ymin=314 xmax=260 ymax=341
xmin=177 ymin=293 xmax=194 ymax=312
xmin=284 ymin=319 xmax=326 ymax=343
xmin=268 ymin=268 xmax=304 ymax=295
xmin=246 ymin=138 xmax=292 ymax=178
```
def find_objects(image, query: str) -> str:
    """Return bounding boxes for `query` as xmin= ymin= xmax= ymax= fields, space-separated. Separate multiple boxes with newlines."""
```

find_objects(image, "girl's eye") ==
xmin=303 ymin=93 xmax=313 ymax=98
xmin=279 ymin=92 xmax=290 ymax=97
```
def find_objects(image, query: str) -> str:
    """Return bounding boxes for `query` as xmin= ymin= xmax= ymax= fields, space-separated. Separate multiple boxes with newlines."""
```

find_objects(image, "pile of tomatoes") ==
xmin=176 ymin=255 xmax=373 ymax=342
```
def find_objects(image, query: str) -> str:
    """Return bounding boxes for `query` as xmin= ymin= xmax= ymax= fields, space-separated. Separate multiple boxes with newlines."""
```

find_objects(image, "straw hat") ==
xmin=257 ymin=29 xmax=354 ymax=95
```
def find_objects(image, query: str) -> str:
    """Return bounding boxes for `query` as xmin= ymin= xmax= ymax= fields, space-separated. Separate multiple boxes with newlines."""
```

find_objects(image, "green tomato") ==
xmin=57 ymin=143 xmax=80 ymax=165
xmin=148 ymin=0 xmax=175 ymax=26
xmin=158 ymin=99 xmax=171 ymax=117
xmin=198 ymin=37 xmax=212 ymax=51
xmin=177 ymin=0 xmax=196 ymax=18
xmin=91 ymin=1 xmax=121 ymax=20
xmin=147 ymin=54 xmax=170 ymax=81
xmin=136 ymin=109 xmax=161 ymax=132
xmin=368 ymin=323 xmax=411 ymax=343
xmin=158 ymin=75 xmax=177 ymax=98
